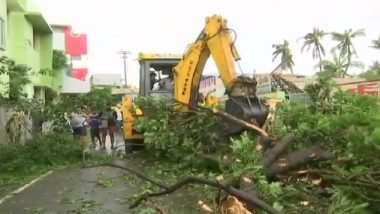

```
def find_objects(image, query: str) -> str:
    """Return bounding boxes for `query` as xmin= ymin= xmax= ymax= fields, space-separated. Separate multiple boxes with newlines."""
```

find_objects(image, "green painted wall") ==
xmin=7 ymin=11 xmax=35 ymax=98
xmin=7 ymin=0 xmax=27 ymax=11
xmin=1 ymin=0 xmax=61 ymax=100
xmin=52 ymin=68 xmax=64 ymax=92
xmin=31 ymin=32 xmax=54 ymax=88
xmin=0 ymin=0 xmax=7 ymax=53
xmin=0 ymin=0 xmax=9 ymax=96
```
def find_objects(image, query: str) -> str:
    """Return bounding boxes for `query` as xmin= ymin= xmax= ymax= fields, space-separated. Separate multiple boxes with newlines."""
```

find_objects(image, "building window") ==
xmin=0 ymin=17 xmax=5 ymax=50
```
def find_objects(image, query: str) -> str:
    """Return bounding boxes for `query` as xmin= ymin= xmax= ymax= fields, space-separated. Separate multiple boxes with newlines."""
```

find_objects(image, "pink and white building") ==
xmin=51 ymin=24 xmax=90 ymax=94
xmin=199 ymin=76 xmax=227 ymax=98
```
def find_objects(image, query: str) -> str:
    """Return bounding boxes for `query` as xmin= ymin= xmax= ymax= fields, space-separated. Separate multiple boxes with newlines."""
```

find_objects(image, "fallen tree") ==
xmin=124 ymin=86 xmax=380 ymax=213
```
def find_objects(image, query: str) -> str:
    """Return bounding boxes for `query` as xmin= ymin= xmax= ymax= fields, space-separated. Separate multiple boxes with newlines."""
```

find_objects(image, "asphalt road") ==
xmin=0 ymin=163 xmax=142 ymax=214
xmin=0 ymin=133 xmax=203 ymax=214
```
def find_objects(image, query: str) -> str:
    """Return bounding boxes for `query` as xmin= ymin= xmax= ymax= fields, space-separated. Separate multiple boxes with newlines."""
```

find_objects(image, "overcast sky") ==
xmin=35 ymin=0 xmax=380 ymax=87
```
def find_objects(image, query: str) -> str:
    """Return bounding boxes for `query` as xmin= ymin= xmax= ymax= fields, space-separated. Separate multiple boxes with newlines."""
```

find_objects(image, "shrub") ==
xmin=0 ymin=132 xmax=82 ymax=174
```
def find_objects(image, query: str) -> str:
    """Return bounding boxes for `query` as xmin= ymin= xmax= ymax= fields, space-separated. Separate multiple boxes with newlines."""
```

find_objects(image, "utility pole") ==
xmin=117 ymin=50 xmax=131 ymax=88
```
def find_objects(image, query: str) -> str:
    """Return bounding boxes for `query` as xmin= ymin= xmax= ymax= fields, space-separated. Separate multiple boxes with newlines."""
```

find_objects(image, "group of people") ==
xmin=69 ymin=104 xmax=123 ymax=150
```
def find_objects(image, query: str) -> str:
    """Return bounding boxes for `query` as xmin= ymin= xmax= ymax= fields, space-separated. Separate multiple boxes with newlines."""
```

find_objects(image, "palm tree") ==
xmin=371 ymin=36 xmax=380 ymax=50
xmin=330 ymin=28 xmax=365 ymax=75
xmin=300 ymin=28 xmax=327 ymax=72
xmin=272 ymin=40 xmax=294 ymax=73
xmin=317 ymin=51 xmax=364 ymax=78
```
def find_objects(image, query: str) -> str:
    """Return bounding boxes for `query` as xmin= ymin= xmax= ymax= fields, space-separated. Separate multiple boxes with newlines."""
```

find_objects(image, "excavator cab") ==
xmin=122 ymin=54 xmax=182 ymax=152
xmin=137 ymin=53 xmax=182 ymax=98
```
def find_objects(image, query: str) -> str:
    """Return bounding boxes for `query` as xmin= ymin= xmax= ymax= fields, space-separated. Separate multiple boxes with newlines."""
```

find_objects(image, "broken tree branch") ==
xmin=82 ymin=162 xmax=168 ymax=189
xmin=239 ymin=174 xmax=264 ymax=212
xmin=174 ymin=99 xmax=268 ymax=137
xmin=129 ymin=177 xmax=283 ymax=214
xmin=260 ymin=133 xmax=294 ymax=168
xmin=266 ymin=145 xmax=334 ymax=179
xmin=324 ymin=177 xmax=380 ymax=190
xmin=83 ymin=162 xmax=281 ymax=213
xmin=258 ymin=136 xmax=275 ymax=152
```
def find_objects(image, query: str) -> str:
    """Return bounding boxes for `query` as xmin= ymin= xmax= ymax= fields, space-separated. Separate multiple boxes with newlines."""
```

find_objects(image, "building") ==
xmin=199 ymin=73 xmax=366 ymax=100
xmin=338 ymin=79 xmax=380 ymax=97
xmin=90 ymin=74 xmax=123 ymax=88
xmin=199 ymin=75 xmax=226 ymax=98
xmin=51 ymin=24 xmax=90 ymax=94
xmin=0 ymin=0 xmax=60 ymax=101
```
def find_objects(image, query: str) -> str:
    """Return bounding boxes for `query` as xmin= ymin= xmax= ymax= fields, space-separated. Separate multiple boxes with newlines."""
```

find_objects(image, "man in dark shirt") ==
xmin=88 ymin=112 xmax=102 ymax=149
xmin=99 ymin=105 xmax=118 ymax=150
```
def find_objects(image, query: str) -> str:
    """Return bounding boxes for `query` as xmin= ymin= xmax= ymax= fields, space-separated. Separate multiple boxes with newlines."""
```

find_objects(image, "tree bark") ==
xmin=260 ymin=133 xmax=294 ymax=168
xmin=259 ymin=136 xmax=275 ymax=152
xmin=239 ymin=174 xmax=264 ymax=212
xmin=265 ymin=145 xmax=334 ymax=179
xmin=130 ymin=176 xmax=283 ymax=214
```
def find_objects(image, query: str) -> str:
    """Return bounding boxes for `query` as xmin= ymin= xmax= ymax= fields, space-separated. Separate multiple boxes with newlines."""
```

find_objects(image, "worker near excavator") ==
xmin=150 ymin=71 xmax=158 ymax=90
xmin=158 ymin=71 xmax=174 ymax=91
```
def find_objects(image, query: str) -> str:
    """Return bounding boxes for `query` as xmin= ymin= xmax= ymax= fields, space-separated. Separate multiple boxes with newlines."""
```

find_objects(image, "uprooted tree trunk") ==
xmin=216 ymin=133 xmax=334 ymax=213
xmin=85 ymin=134 xmax=334 ymax=213
xmin=89 ymin=132 xmax=333 ymax=214
xmin=260 ymin=133 xmax=294 ymax=168
xmin=83 ymin=133 xmax=334 ymax=214
xmin=86 ymin=105 xmax=335 ymax=213
xmin=265 ymin=145 xmax=334 ymax=179
xmin=175 ymin=106 xmax=334 ymax=213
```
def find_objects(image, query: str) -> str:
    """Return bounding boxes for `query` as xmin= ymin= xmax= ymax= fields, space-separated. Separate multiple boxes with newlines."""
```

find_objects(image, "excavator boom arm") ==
xmin=173 ymin=15 xmax=268 ymax=134
xmin=173 ymin=15 xmax=241 ymax=105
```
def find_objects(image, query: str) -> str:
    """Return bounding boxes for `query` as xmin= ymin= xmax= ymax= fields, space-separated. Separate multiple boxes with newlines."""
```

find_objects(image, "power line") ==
xmin=117 ymin=50 xmax=131 ymax=87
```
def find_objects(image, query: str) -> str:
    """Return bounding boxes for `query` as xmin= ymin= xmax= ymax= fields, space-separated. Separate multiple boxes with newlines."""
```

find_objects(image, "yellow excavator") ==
xmin=121 ymin=14 xmax=269 ymax=152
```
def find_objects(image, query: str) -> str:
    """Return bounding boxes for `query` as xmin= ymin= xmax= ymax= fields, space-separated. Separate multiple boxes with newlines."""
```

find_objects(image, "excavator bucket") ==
xmin=223 ymin=96 xmax=269 ymax=136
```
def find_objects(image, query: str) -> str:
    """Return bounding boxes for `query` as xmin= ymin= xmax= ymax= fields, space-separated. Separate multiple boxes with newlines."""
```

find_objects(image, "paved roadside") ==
xmin=0 ymin=164 xmax=140 ymax=214
xmin=0 ymin=133 xmax=136 ymax=214
xmin=0 ymin=133 xmax=205 ymax=214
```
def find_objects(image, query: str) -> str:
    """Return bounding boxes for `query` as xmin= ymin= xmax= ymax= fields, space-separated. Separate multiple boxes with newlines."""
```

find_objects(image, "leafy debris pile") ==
xmin=128 ymin=77 xmax=380 ymax=213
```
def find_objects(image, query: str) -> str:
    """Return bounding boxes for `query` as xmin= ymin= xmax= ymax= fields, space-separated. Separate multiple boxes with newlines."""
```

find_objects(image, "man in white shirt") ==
xmin=70 ymin=107 xmax=87 ymax=144
xmin=113 ymin=104 xmax=123 ymax=130
xmin=160 ymin=72 xmax=174 ymax=91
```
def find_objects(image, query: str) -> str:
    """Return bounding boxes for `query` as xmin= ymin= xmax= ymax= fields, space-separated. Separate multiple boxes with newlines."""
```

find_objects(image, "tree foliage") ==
xmin=272 ymin=40 xmax=295 ymax=73
xmin=39 ymin=50 xmax=69 ymax=76
xmin=0 ymin=56 xmax=32 ymax=102
xmin=275 ymin=77 xmax=380 ymax=212
xmin=130 ymin=73 xmax=380 ymax=213
xmin=371 ymin=36 xmax=380 ymax=50
xmin=52 ymin=50 xmax=68 ymax=70
xmin=134 ymin=97 xmax=222 ymax=160
xmin=41 ymin=87 xmax=115 ymax=131
xmin=317 ymin=51 xmax=364 ymax=78
xmin=301 ymin=28 xmax=327 ymax=72
xmin=331 ymin=28 xmax=366 ymax=75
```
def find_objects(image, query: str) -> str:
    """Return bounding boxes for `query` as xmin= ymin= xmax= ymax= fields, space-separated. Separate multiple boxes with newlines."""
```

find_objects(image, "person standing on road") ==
xmin=70 ymin=107 xmax=87 ymax=145
xmin=99 ymin=105 xmax=118 ymax=150
xmin=113 ymin=104 xmax=123 ymax=132
xmin=87 ymin=112 xmax=102 ymax=149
